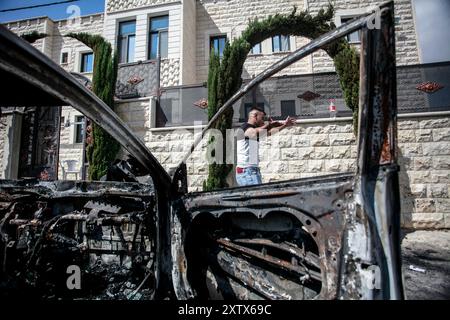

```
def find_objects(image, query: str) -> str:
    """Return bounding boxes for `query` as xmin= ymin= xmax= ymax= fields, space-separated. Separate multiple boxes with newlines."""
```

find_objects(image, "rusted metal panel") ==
xmin=0 ymin=180 xmax=157 ymax=299
xmin=171 ymin=173 xmax=353 ymax=299
xmin=354 ymin=1 xmax=403 ymax=299
xmin=170 ymin=1 xmax=403 ymax=300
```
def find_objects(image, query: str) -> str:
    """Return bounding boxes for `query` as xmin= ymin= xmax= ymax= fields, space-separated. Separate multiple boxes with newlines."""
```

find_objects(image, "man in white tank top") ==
xmin=236 ymin=107 xmax=295 ymax=186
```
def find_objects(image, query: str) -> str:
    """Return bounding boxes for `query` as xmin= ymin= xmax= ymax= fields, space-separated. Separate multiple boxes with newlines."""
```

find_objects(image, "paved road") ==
xmin=401 ymin=230 xmax=450 ymax=300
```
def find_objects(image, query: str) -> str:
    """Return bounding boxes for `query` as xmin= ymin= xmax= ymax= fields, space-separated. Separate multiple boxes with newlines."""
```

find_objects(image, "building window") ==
xmin=341 ymin=17 xmax=361 ymax=43
xmin=74 ymin=115 xmax=85 ymax=143
xmin=149 ymin=15 xmax=168 ymax=59
xmin=272 ymin=35 xmax=290 ymax=52
xmin=80 ymin=52 xmax=93 ymax=73
xmin=61 ymin=52 xmax=68 ymax=64
xmin=251 ymin=43 xmax=261 ymax=54
xmin=281 ymin=100 xmax=296 ymax=118
xmin=118 ymin=20 xmax=136 ymax=63
xmin=210 ymin=35 xmax=227 ymax=58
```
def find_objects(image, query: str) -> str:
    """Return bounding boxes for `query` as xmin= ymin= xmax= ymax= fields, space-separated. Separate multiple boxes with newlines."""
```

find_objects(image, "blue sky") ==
xmin=0 ymin=0 xmax=104 ymax=23
xmin=412 ymin=0 xmax=450 ymax=63
xmin=1 ymin=0 xmax=448 ymax=64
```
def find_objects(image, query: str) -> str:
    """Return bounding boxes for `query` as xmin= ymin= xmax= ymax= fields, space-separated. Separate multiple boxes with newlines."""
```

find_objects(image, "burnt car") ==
xmin=0 ymin=1 xmax=403 ymax=300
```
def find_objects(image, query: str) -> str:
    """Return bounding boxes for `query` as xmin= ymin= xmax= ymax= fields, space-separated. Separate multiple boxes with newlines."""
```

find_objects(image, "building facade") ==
xmin=1 ymin=0 xmax=449 ymax=229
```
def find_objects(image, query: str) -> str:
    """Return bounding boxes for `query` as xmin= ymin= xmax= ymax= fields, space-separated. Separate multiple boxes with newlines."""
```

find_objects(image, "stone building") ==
xmin=1 ymin=13 xmax=104 ymax=179
xmin=1 ymin=0 xmax=449 ymax=229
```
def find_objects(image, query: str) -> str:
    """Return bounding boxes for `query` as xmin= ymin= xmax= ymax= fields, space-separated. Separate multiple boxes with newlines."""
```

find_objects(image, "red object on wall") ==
xmin=416 ymin=81 xmax=444 ymax=93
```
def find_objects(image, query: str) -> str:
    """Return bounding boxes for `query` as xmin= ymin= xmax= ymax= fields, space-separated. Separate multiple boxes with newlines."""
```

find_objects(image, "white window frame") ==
xmin=210 ymin=34 xmax=227 ymax=58
xmin=271 ymin=35 xmax=291 ymax=53
xmin=73 ymin=115 xmax=85 ymax=144
xmin=148 ymin=14 xmax=169 ymax=60
xmin=75 ymin=49 xmax=94 ymax=74
xmin=117 ymin=19 xmax=137 ymax=64
xmin=80 ymin=52 xmax=94 ymax=73
xmin=335 ymin=8 xmax=367 ymax=44
xmin=60 ymin=50 xmax=70 ymax=65
xmin=67 ymin=112 xmax=84 ymax=144
xmin=204 ymin=28 xmax=230 ymax=63
xmin=249 ymin=42 xmax=262 ymax=55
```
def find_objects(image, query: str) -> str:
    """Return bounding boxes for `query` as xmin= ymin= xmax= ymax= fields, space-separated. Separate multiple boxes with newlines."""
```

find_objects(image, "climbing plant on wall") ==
xmin=20 ymin=31 xmax=47 ymax=43
xmin=204 ymin=5 xmax=360 ymax=191
xmin=66 ymin=33 xmax=121 ymax=180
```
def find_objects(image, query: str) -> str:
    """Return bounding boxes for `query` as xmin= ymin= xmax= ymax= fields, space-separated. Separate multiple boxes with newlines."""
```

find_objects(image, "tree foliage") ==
xmin=204 ymin=5 xmax=360 ymax=191
xmin=20 ymin=31 xmax=47 ymax=43
xmin=66 ymin=32 xmax=120 ymax=180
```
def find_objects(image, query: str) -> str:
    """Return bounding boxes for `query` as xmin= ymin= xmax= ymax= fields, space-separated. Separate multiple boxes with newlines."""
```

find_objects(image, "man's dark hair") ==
xmin=249 ymin=106 xmax=266 ymax=115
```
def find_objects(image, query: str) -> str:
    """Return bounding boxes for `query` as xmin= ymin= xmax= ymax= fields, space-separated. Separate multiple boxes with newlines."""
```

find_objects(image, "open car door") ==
xmin=170 ymin=1 xmax=404 ymax=300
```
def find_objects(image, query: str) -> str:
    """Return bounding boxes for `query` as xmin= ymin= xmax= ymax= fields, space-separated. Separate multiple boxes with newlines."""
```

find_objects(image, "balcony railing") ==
xmin=116 ymin=60 xmax=159 ymax=99
xmin=153 ymin=61 xmax=450 ymax=127
xmin=156 ymin=84 xmax=208 ymax=127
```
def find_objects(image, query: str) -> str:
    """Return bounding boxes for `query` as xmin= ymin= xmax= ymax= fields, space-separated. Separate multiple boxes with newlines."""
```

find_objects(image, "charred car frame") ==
xmin=0 ymin=1 xmax=403 ymax=300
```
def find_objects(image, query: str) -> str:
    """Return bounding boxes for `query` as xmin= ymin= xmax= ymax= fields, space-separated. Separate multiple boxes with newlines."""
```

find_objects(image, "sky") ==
xmin=0 ymin=0 xmax=104 ymax=23
xmin=412 ymin=0 xmax=450 ymax=63
xmin=0 ymin=0 xmax=449 ymax=64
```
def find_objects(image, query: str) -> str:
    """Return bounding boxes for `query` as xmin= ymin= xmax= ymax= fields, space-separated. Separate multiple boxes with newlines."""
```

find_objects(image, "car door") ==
xmin=169 ymin=2 xmax=404 ymax=300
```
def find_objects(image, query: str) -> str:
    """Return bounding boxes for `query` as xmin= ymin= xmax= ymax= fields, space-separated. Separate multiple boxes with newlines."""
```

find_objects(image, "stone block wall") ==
xmin=308 ymin=0 xmax=420 ymax=72
xmin=397 ymin=117 xmax=450 ymax=229
xmin=161 ymin=58 xmax=181 ymax=87
xmin=50 ymin=14 xmax=104 ymax=73
xmin=103 ymin=1 xmax=182 ymax=67
xmin=115 ymin=98 xmax=208 ymax=190
xmin=57 ymin=106 xmax=85 ymax=179
xmin=115 ymin=98 xmax=152 ymax=142
xmin=195 ymin=0 xmax=312 ymax=82
xmin=4 ymin=17 xmax=47 ymax=52
xmin=119 ymin=108 xmax=449 ymax=229
xmin=181 ymin=0 xmax=197 ymax=84
xmin=107 ymin=0 xmax=177 ymax=13
xmin=5 ymin=14 xmax=104 ymax=74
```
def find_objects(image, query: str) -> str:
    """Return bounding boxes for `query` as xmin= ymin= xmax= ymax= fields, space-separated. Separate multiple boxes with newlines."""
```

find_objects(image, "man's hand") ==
xmin=283 ymin=116 xmax=296 ymax=127
xmin=267 ymin=117 xmax=283 ymax=129
xmin=266 ymin=116 xmax=296 ymax=129
xmin=266 ymin=116 xmax=296 ymax=136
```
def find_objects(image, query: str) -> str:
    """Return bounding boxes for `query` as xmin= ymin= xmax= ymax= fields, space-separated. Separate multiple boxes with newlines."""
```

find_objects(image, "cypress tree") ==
xmin=66 ymin=33 xmax=121 ymax=180
xmin=207 ymin=49 xmax=220 ymax=119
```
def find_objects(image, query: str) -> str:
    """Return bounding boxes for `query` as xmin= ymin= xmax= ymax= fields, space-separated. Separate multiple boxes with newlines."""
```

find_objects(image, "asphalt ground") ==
xmin=401 ymin=230 xmax=450 ymax=300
